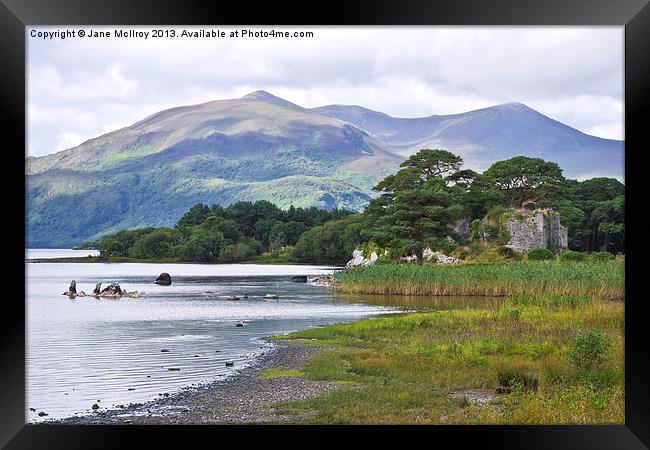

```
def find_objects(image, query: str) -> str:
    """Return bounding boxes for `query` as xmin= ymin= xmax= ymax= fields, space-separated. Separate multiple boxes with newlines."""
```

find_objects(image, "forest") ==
xmin=94 ymin=150 xmax=624 ymax=264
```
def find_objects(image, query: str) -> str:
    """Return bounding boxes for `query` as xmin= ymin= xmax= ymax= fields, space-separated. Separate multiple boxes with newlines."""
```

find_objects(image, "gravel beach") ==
xmin=48 ymin=341 xmax=341 ymax=425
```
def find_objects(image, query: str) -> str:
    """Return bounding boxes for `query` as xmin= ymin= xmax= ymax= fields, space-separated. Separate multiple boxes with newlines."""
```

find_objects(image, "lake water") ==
xmin=26 ymin=248 xmax=100 ymax=259
xmin=26 ymin=258 xmax=397 ymax=422
xmin=26 ymin=252 xmax=505 ymax=423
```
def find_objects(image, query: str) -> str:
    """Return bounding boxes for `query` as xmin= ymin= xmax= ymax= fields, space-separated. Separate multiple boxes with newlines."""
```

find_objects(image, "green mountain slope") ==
xmin=27 ymin=92 xmax=401 ymax=247
xmin=27 ymin=91 xmax=624 ymax=248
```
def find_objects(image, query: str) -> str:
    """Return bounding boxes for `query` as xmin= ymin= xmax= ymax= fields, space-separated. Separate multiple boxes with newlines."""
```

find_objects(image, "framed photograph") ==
xmin=4 ymin=0 xmax=648 ymax=447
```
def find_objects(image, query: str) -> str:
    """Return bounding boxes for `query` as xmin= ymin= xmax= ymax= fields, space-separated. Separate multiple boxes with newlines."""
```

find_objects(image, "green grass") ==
xmin=273 ymin=298 xmax=624 ymax=424
xmin=332 ymin=260 xmax=624 ymax=299
xmin=269 ymin=260 xmax=624 ymax=424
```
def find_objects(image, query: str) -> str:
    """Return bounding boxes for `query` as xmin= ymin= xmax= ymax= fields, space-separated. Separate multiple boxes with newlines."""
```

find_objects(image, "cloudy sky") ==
xmin=27 ymin=26 xmax=623 ymax=158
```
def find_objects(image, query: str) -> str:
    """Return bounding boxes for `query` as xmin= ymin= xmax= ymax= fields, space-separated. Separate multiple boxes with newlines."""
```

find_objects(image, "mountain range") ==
xmin=26 ymin=90 xmax=624 ymax=247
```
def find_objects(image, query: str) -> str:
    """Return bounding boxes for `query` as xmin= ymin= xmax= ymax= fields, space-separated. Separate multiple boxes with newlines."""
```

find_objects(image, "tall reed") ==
xmin=332 ymin=261 xmax=624 ymax=299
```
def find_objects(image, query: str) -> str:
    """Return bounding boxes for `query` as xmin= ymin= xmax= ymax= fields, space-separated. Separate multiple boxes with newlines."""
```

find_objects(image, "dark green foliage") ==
xmin=568 ymin=330 xmax=611 ymax=371
xmin=291 ymin=215 xmax=365 ymax=264
xmin=365 ymin=149 xmax=466 ymax=265
xmin=483 ymin=156 xmax=564 ymax=208
xmin=81 ymin=149 xmax=623 ymax=264
xmin=589 ymin=251 xmax=616 ymax=262
xmin=527 ymin=248 xmax=555 ymax=261
xmin=497 ymin=369 xmax=539 ymax=392
xmin=559 ymin=251 xmax=587 ymax=263
xmin=219 ymin=242 xmax=256 ymax=263
xmin=95 ymin=200 xmax=354 ymax=262
xmin=127 ymin=228 xmax=176 ymax=259
xmin=541 ymin=178 xmax=624 ymax=253
xmin=496 ymin=246 xmax=518 ymax=259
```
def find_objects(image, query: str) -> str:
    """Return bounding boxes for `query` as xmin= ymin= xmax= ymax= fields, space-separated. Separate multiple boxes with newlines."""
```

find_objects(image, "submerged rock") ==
xmin=264 ymin=294 xmax=279 ymax=299
xmin=154 ymin=272 xmax=172 ymax=286
xmin=311 ymin=276 xmax=332 ymax=286
xmin=291 ymin=275 xmax=308 ymax=283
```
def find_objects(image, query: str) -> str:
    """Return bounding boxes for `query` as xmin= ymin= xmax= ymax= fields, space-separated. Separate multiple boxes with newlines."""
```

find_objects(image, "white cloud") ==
xmin=27 ymin=26 xmax=623 ymax=157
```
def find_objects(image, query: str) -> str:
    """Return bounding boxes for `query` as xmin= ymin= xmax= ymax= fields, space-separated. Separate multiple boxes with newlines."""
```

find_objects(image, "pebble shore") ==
xmin=49 ymin=341 xmax=341 ymax=425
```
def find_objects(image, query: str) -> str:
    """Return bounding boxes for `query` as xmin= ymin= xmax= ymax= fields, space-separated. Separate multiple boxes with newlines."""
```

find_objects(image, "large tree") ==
xmin=367 ymin=149 xmax=465 ymax=265
xmin=483 ymin=156 xmax=564 ymax=207
xmin=374 ymin=149 xmax=463 ymax=193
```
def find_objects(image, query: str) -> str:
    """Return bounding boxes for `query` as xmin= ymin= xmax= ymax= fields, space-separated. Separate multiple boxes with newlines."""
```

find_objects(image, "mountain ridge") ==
xmin=26 ymin=91 xmax=623 ymax=247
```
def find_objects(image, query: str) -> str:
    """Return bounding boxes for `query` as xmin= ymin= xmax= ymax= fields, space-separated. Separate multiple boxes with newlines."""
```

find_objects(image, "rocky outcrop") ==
xmin=154 ymin=273 xmax=172 ymax=286
xmin=505 ymin=210 xmax=568 ymax=253
xmin=402 ymin=249 xmax=461 ymax=265
xmin=63 ymin=280 xmax=140 ymax=298
xmin=345 ymin=249 xmax=379 ymax=268
xmin=453 ymin=219 xmax=470 ymax=242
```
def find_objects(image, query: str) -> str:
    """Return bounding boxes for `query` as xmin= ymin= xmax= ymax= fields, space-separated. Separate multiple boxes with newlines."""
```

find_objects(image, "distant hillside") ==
xmin=26 ymin=92 xmax=400 ymax=247
xmin=27 ymin=91 xmax=623 ymax=247
xmin=311 ymin=102 xmax=624 ymax=179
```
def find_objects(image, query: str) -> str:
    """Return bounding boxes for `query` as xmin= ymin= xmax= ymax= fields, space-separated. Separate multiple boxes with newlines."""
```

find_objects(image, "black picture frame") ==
xmin=3 ymin=0 xmax=648 ymax=448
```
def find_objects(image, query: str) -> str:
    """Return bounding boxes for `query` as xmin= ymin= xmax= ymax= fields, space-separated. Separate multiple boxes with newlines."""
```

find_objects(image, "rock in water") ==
xmin=291 ymin=275 xmax=308 ymax=283
xmin=154 ymin=272 xmax=172 ymax=286
xmin=93 ymin=282 xmax=102 ymax=295
xmin=264 ymin=294 xmax=278 ymax=299
xmin=91 ymin=404 xmax=99 ymax=410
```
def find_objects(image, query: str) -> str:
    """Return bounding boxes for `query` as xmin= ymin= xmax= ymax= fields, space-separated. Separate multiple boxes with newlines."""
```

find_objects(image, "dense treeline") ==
xmin=291 ymin=151 xmax=624 ymax=264
xmin=97 ymin=201 xmax=352 ymax=262
xmin=96 ymin=150 xmax=624 ymax=264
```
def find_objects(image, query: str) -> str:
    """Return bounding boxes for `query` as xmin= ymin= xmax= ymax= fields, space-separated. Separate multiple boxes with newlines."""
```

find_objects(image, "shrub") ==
xmin=497 ymin=246 xmax=519 ymax=259
xmin=567 ymin=330 xmax=611 ymax=371
xmin=589 ymin=251 xmax=615 ymax=262
xmin=219 ymin=243 xmax=255 ymax=263
xmin=527 ymin=248 xmax=555 ymax=261
xmin=559 ymin=251 xmax=587 ymax=263
xmin=497 ymin=369 xmax=539 ymax=392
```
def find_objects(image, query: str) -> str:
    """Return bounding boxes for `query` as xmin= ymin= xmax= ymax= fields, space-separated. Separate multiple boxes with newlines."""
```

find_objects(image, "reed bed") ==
xmin=332 ymin=260 xmax=624 ymax=299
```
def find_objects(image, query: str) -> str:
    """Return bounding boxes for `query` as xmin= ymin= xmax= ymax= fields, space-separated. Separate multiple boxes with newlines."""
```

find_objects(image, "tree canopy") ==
xmin=483 ymin=156 xmax=564 ymax=207
xmin=96 ymin=150 xmax=624 ymax=264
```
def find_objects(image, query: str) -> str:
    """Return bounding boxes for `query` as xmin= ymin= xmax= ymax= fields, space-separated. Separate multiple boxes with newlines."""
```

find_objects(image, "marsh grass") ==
xmin=273 ymin=295 xmax=624 ymax=424
xmin=332 ymin=260 xmax=623 ymax=299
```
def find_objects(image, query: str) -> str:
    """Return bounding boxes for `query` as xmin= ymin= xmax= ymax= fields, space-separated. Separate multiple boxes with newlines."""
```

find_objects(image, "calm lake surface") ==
xmin=26 ymin=258 xmax=395 ymax=422
xmin=26 ymin=248 xmax=100 ymax=259
xmin=26 ymin=251 xmax=505 ymax=423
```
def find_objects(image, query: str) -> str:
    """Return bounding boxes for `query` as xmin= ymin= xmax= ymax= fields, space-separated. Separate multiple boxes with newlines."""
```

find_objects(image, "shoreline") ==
xmin=44 ymin=340 xmax=340 ymax=425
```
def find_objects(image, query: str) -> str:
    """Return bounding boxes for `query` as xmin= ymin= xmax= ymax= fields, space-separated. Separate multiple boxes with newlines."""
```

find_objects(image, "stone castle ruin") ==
xmin=505 ymin=209 xmax=568 ymax=253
